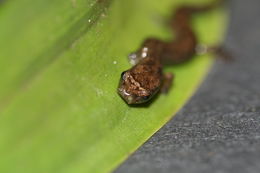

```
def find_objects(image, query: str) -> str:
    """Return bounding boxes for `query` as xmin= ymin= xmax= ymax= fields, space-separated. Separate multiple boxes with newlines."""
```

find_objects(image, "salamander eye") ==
xmin=121 ymin=71 xmax=127 ymax=79
xmin=143 ymin=96 xmax=150 ymax=100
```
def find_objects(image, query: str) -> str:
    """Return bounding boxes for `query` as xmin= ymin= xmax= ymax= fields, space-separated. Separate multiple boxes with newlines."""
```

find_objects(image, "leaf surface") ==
xmin=0 ymin=0 xmax=227 ymax=172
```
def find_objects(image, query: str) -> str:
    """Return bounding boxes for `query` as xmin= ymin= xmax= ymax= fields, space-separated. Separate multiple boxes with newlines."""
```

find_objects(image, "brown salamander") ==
xmin=118 ymin=0 xmax=226 ymax=104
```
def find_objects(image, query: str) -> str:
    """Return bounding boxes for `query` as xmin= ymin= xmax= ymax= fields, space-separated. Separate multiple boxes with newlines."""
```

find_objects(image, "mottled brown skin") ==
xmin=118 ymin=1 xmax=224 ymax=105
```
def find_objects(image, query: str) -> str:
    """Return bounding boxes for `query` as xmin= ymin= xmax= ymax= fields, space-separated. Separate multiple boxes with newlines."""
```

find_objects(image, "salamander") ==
xmin=118 ymin=0 xmax=226 ymax=104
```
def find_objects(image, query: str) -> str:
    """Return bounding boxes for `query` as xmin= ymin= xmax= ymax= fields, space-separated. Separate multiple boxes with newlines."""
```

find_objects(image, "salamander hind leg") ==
xmin=209 ymin=46 xmax=234 ymax=62
xmin=196 ymin=44 xmax=234 ymax=62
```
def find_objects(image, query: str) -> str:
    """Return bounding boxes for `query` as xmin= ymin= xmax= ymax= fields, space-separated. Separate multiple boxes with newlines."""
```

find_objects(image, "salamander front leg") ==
xmin=161 ymin=72 xmax=174 ymax=94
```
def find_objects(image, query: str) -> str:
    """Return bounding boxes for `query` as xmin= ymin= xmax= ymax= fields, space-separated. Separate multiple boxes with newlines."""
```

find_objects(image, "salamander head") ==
xmin=117 ymin=70 xmax=156 ymax=104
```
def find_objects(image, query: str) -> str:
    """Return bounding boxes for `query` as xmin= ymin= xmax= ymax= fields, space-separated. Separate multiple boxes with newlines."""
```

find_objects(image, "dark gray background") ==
xmin=115 ymin=0 xmax=260 ymax=172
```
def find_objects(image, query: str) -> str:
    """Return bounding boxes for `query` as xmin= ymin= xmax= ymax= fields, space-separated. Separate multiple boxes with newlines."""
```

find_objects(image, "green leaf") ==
xmin=0 ymin=0 xmax=227 ymax=172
